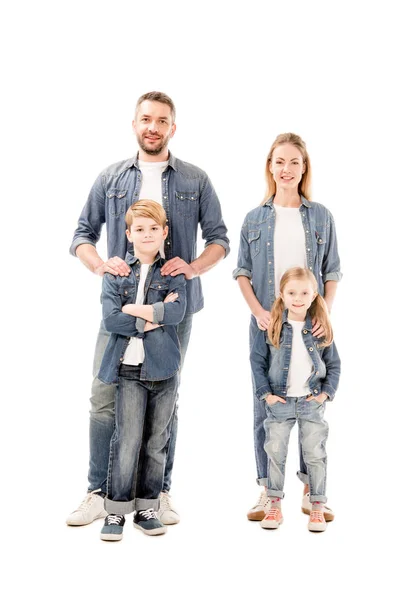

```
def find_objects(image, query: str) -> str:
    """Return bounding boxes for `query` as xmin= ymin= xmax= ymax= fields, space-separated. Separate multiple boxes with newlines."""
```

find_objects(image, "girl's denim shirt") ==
xmin=98 ymin=252 xmax=187 ymax=385
xmin=233 ymin=196 xmax=342 ymax=311
xmin=250 ymin=311 xmax=341 ymax=401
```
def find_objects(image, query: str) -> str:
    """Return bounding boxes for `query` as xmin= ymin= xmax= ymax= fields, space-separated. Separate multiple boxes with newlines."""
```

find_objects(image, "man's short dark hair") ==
xmin=135 ymin=91 xmax=176 ymax=122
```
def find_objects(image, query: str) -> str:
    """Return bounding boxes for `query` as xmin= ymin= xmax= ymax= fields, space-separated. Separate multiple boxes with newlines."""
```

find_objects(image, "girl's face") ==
xmin=281 ymin=278 xmax=316 ymax=320
xmin=269 ymin=143 xmax=305 ymax=192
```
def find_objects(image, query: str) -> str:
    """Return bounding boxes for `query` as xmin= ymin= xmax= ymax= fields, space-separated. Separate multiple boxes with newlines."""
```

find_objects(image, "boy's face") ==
xmin=126 ymin=216 xmax=168 ymax=256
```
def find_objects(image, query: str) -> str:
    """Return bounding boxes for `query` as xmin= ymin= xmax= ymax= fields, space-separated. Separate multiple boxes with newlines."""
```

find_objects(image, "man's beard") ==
xmin=137 ymin=133 xmax=170 ymax=156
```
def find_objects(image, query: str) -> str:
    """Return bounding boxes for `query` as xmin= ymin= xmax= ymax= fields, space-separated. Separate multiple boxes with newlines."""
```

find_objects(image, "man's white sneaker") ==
xmin=157 ymin=492 xmax=180 ymax=525
xmin=301 ymin=493 xmax=334 ymax=522
xmin=247 ymin=490 xmax=271 ymax=521
xmin=66 ymin=490 xmax=108 ymax=526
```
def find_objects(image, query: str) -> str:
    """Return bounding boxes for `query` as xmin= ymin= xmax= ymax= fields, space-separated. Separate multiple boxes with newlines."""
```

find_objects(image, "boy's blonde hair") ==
xmin=262 ymin=132 xmax=312 ymax=204
xmin=125 ymin=200 xmax=167 ymax=229
xmin=268 ymin=267 xmax=333 ymax=348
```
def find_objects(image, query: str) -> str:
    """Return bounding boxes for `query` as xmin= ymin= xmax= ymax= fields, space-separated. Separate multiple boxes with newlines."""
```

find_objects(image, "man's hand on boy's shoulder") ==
xmin=161 ymin=257 xmax=197 ymax=280
xmin=95 ymin=256 xmax=131 ymax=278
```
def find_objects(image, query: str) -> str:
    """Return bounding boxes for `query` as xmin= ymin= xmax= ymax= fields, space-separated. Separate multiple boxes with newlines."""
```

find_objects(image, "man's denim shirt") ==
xmin=233 ymin=196 xmax=342 ymax=311
xmin=98 ymin=252 xmax=187 ymax=385
xmin=250 ymin=311 xmax=341 ymax=402
xmin=70 ymin=153 xmax=230 ymax=314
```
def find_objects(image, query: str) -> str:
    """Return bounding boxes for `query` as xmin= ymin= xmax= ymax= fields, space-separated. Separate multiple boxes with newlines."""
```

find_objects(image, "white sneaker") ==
xmin=66 ymin=490 xmax=108 ymax=526
xmin=301 ymin=493 xmax=334 ymax=522
xmin=247 ymin=490 xmax=271 ymax=521
xmin=157 ymin=492 xmax=180 ymax=525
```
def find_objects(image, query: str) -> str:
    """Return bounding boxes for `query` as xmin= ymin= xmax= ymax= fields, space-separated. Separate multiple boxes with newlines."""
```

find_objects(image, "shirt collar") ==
xmin=264 ymin=194 xmax=311 ymax=208
xmin=125 ymin=251 xmax=163 ymax=266
xmin=130 ymin=151 xmax=177 ymax=171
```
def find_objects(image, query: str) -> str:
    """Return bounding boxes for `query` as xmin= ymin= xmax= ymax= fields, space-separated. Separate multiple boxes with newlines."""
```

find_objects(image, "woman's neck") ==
xmin=273 ymin=189 xmax=301 ymax=208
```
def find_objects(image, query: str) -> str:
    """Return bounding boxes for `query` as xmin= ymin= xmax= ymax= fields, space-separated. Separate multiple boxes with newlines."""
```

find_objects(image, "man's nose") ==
xmin=148 ymin=120 xmax=159 ymax=132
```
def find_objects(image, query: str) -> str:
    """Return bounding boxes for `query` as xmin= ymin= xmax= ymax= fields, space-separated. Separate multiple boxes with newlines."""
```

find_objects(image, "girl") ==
xmin=250 ymin=268 xmax=340 ymax=532
xmin=233 ymin=133 xmax=342 ymax=521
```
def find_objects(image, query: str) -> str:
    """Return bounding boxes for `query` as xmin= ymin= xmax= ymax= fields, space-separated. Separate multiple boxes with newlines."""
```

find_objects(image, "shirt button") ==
xmin=314 ymin=389 xmax=318 ymax=394
xmin=309 ymin=347 xmax=314 ymax=352
xmin=307 ymin=248 xmax=311 ymax=251
xmin=268 ymin=225 xmax=271 ymax=229
xmin=163 ymin=178 xmax=166 ymax=181
xmin=306 ymin=230 xmax=309 ymax=233
xmin=164 ymin=196 xmax=167 ymax=199
xmin=269 ymin=280 xmax=272 ymax=284
xmin=316 ymin=371 xmax=319 ymax=375
xmin=267 ymin=242 xmax=270 ymax=246
xmin=268 ymin=261 xmax=271 ymax=265
xmin=158 ymin=285 xmax=161 ymax=289
xmin=119 ymin=357 xmax=123 ymax=362
xmin=309 ymin=266 xmax=313 ymax=270
xmin=191 ymin=197 xmax=194 ymax=200
xmin=124 ymin=290 xmax=128 ymax=295
xmin=303 ymin=329 xmax=307 ymax=334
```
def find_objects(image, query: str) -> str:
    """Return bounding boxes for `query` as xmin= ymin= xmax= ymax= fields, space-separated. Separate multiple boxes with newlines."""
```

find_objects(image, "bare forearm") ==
xmin=76 ymin=244 xmax=104 ymax=274
xmin=190 ymin=244 xmax=225 ymax=277
xmin=237 ymin=276 xmax=264 ymax=316
xmin=122 ymin=304 xmax=154 ymax=321
xmin=324 ymin=280 xmax=338 ymax=312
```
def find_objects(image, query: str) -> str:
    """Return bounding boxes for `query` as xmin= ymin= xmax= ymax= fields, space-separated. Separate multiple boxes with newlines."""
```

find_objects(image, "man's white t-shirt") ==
xmin=122 ymin=263 xmax=150 ymax=366
xmin=138 ymin=160 xmax=168 ymax=258
xmin=274 ymin=205 xmax=307 ymax=297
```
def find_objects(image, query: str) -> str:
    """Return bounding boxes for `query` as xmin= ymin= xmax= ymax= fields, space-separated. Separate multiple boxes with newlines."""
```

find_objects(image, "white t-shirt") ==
xmin=274 ymin=205 xmax=307 ymax=297
xmin=287 ymin=319 xmax=313 ymax=397
xmin=122 ymin=263 xmax=150 ymax=366
xmin=138 ymin=160 xmax=168 ymax=259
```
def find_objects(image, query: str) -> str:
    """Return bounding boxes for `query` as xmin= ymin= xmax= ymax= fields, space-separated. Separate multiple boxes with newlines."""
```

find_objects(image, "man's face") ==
xmin=126 ymin=216 xmax=168 ymax=256
xmin=133 ymin=100 xmax=176 ymax=156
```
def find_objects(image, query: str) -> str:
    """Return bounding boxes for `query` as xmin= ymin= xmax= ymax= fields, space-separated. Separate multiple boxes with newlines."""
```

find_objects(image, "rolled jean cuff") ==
xmin=296 ymin=470 xmax=309 ymax=485
xmin=135 ymin=498 xmax=160 ymax=511
xmin=105 ymin=498 xmax=135 ymax=515
xmin=267 ymin=489 xmax=284 ymax=499
xmin=257 ymin=477 xmax=268 ymax=486
xmin=309 ymin=494 xmax=327 ymax=504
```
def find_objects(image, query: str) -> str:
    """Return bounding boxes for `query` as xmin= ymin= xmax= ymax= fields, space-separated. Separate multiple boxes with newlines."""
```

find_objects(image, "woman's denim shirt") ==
xmin=98 ymin=252 xmax=186 ymax=385
xmin=250 ymin=311 xmax=341 ymax=401
xmin=233 ymin=196 xmax=342 ymax=311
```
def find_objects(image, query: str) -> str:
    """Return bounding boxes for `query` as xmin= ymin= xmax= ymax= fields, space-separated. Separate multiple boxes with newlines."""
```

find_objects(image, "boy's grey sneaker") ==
xmin=66 ymin=489 xmax=108 ymax=526
xmin=133 ymin=509 xmax=167 ymax=536
xmin=158 ymin=492 xmax=180 ymax=525
xmin=100 ymin=514 xmax=125 ymax=541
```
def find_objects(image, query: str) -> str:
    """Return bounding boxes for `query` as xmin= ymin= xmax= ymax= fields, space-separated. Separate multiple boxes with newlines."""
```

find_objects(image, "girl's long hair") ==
xmin=262 ymin=133 xmax=312 ymax=205
xmin=268 ymin=267 xmax=333 ymax=348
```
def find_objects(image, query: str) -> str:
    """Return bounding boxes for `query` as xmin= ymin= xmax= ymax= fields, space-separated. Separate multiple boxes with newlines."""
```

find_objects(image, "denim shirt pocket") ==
xmin=175 ymin=191 xmax=199 ymax=217
xmin=107 ymin=188 xmax=128 ymax=217
xmin=119 ymin=284 xmax=136 ymax=304
xmin=146 ymin=280 xmax=170 ymax=304
xmin=248 ymin=229 xmax=261 ymax=258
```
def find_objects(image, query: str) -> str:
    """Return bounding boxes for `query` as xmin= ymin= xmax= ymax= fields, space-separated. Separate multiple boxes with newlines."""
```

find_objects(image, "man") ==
xmin=67 ymin=91 xmax=229 ymax=526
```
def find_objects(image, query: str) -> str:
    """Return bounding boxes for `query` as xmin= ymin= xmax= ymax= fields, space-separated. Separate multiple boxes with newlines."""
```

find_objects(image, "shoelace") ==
xmin=106 ymin=514 xmax=124 ymax=525
xmin=160 ymin=494 xmax=172 ymax=511
xmin=253 ymin=490 xmax=268 ymax=509
xmin=266 ymin=507 xmax=281 ymax=520
xmin=310 ymin=510 xmax=324 ymax=523
xmin=139 ymin=508 xmax=157 ymax=520
xmin=76 ymin=489 xmax=102 ymax=512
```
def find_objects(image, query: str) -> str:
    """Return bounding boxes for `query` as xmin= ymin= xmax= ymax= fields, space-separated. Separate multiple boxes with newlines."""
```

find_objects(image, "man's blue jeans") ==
xmin=105 ymin=365 xmax=178 ymax=514
xmin=88 ymin=314 xmax=193 ymax=494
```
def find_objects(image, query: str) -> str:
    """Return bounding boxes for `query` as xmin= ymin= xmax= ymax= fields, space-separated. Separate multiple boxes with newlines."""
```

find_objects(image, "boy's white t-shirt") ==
xmin=286 ymin=319 xmax=313 ymax=397
xmin=122 ymin=263 xmax=150 ymax=366
xmin=138 ymin=160 xmax=168 ymax=258
xmin=274 ymin=205 xmax=307 ymax=297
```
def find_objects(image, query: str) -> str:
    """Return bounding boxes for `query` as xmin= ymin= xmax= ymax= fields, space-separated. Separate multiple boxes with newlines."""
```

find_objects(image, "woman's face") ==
xmin=269 ymin=143 xmax=305 ymax=192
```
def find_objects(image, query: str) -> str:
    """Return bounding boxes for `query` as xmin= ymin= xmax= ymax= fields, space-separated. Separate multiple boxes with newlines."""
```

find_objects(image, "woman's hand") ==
xmin=254 ymin=309 xmax=271 ymax=331
xmin=312 ymin=318 xmax=325 ymax=338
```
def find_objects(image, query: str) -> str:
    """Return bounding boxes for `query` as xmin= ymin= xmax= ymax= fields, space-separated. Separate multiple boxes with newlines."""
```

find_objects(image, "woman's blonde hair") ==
xmin=268 ymin=267 xmax=333 ymax=348
xmin=125 ymin=199 xmax=167 ymax=228
xmin=263 ymin=133 xmax=312 ymax=204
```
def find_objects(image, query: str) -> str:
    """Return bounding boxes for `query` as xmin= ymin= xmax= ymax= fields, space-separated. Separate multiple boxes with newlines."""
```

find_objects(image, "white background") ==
xmin=2 ymin=1 xmax=399 ymax=598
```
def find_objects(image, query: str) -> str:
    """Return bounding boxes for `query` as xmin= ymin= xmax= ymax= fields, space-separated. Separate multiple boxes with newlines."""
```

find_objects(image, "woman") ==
xmin=233 ymin=133 xmax=342 ymax=522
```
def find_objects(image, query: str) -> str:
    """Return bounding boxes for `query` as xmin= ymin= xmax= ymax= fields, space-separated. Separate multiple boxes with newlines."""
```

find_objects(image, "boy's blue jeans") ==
xmin=264 ymin=396 xmax=329 ymax=504
xmin=105 ymin=365 xmax=178 ymax=514
xmin=88 ymin=314 xmax=193 ymax=495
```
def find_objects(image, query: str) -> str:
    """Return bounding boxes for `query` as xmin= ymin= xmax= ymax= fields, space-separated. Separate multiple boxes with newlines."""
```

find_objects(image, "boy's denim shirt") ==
xmin=69 ymin=153 xmax=230 ymax=315
xmin=250 ymin=311 xmax=341 ymax=402
xmin=98 ymin=252 xmax=187 ymax=385
xmin=233 ymin=196 xmax=342 ymax=311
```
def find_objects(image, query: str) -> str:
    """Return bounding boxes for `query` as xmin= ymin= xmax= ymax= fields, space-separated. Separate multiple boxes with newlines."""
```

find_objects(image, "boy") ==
xmin=98 ymin=200 xmax=186 ymax=540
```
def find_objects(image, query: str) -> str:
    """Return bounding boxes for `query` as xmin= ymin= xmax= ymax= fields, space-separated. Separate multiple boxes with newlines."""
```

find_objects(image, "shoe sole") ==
xmin=133 ymin=523 xmax=167 ymax=536
xmin=261 ymin=518 xmax=283 ymax=529
xmin=308 ymin=523 xmax=327 ymax=532
xmin=159 ymin=515 xmax=180 ymax=525
xmin=66 ymin=510 xmax=108 ymax=526
xmin=247 ymin=510 xmax=266 ymax=521
xmin=301 ymin=507 xmax=334 ymax=522
xmin=100 ymin=533 xmax=123 ymax=541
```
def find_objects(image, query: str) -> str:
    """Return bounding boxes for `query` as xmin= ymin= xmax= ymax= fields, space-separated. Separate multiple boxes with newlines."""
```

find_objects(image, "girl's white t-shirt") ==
xmin=287 ymin=319 xmax=313 ymax=397
xmin=122 ymin=263 xmax=150 ymax=366
xmin=274 ymin=205 xmax=307 ymax=297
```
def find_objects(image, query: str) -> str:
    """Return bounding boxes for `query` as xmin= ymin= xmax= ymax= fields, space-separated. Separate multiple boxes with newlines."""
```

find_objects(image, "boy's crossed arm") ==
xmin=122 ymin=292 xmax=179 ymax=331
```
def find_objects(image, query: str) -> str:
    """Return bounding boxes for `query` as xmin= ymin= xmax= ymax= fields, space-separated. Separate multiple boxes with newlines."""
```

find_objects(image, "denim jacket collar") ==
xmin=129 ymin=152 xmax=178 ymax=172
xmin=124 ymin=251 xmax=163 ymax=267
xmin=264 ymin=195 xmax=311 ymax=208
xmin=282 ymin=309 xmax=313 ymax=332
